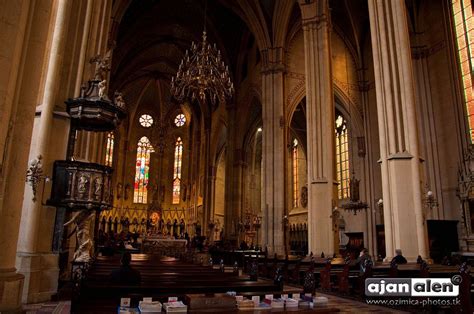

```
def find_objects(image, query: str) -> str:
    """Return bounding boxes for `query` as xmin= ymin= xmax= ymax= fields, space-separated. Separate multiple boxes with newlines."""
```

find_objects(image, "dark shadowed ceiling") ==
xmin=110 ymin=0 xmax=250 ymax=116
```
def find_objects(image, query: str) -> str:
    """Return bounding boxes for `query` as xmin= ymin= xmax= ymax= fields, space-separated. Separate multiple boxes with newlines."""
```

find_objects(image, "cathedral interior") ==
xmin=1 ymin=0 xmax=474 ymax=312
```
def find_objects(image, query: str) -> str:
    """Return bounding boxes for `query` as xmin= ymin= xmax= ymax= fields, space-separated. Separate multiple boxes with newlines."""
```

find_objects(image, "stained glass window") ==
xmin=292 ymin=138 xmax=299 ymax=208
xmin=139 ymin=114 xmax=154 ymax=128
xmin=134 ymin=136 xmax=154 ymax=203
xmin=452 ymin=0 xmax=474 ymax=142
xmin=105 ymin=132 xmax=114 ymax=167
xmin=336 ymin=114 xmax=349 ymax=199
xmin=174 ymin=114 xmax=186 ymax=127
xmin=172 ymin=137 xmax=183 ymax=204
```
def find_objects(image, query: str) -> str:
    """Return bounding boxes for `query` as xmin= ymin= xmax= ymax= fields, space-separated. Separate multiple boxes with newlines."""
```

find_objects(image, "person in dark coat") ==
xmin=391 ymin=249 xmax=408 ymax=264
xmin=109 ymin=252 xmax=141 ymax=285
xmin=354 ymin=248 xmax=373 ymax=274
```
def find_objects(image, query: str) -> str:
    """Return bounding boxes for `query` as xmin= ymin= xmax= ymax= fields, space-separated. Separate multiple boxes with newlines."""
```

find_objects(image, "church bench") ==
xmin=73 ymin=254 xmax=285 ymax=313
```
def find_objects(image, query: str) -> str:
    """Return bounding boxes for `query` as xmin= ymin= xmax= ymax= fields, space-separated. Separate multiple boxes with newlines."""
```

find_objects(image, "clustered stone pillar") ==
xmin=224 ymin=105 xmax=240 ymax=240
xmin=299 ymin=0 xmax=337 ymax=256
xmin=16 ymin=0 xmax=73 ymax=303
xmin=202 ymin=120 xmax=213 ymax=237
xmin=412 ymin=45 xmax=444 ymax=220
xmin=368 ymin=0 xmax=428 ymax=261
xmin=261 ymin=47 xmax=286 ymax=255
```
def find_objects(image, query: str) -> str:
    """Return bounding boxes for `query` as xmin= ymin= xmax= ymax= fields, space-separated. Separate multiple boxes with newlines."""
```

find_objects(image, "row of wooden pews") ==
xmin=233 ymin=249 xmax=474 ymax=312
xmin=73 ymin=253 xmax=291 ymax=313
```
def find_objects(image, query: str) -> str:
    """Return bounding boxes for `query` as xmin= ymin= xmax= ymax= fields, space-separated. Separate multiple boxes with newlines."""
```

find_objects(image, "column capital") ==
xmin=260 ymin=47 xmax=286 ymax=74
xmin=298 ymin=0 xmax=330 ymax=29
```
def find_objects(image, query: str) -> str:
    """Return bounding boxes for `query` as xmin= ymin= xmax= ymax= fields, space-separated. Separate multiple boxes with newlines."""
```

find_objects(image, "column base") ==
xmin=16 ymin=252 xmax=59 ymax=304
xmin=0 ymin=268 xmax=24 ymax=313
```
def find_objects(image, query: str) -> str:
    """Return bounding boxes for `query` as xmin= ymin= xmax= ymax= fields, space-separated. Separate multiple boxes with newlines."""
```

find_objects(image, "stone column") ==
xmin=74 ymin=0 xmax=93 ymax=96
xmin=16 ymin=0 xmax=73 ymax=303
xmin=224 ymin=105 xmax=238 ymax=239
xmin=358 ymin=73 xmax=378 ymax=257
xmin=412 ymin=46 xmax=444 ymax=219
xmin=261 ymin=47 xmax=286 ymax=255
xmin=209 ymin=165 xmax=217 ymax=241
xmin=0 ymin=0 xmax=55 ymax=310
xmin=234 ymin=154 xmax=245 ymax=237
xmin=299 ymin=0 xmax=337 ymax=256
xmin=368 ymin=0 xmax=428 ymax=260
xmin=202 ymin=121 xmax=213 ymax=236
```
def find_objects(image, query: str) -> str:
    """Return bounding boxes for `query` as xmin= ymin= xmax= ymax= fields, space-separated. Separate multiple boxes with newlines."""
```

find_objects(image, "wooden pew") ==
xmin=73 ymin=253 xmax=283 ymax=313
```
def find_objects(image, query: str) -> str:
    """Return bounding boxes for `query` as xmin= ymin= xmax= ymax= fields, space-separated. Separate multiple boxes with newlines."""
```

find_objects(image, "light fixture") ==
xmin=377 ymin=198 xmax=383 ymax=208
xmin=170 ymin=26 xmax=234 ymax=107
xmin=424 ymin=190 xmax=439 ymax=211
xmin=257 ymin=127 xmax=262 ymax=133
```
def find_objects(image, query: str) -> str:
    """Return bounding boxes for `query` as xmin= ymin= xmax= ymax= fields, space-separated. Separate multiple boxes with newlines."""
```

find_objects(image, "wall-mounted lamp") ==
xmin=377 ymin=198 xmax=383 ymax=209
xmin=424 ymin=190 xmax=439 ymax=211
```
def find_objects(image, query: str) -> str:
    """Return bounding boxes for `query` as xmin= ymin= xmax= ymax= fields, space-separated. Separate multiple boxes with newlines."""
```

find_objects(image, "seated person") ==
xmin=353 ymin=248 xmax=373 ymax=274
xmin=391 ymin=249 xmax=407 ymax=264
xmin=109 ymin=252 xmax=141 ymax=285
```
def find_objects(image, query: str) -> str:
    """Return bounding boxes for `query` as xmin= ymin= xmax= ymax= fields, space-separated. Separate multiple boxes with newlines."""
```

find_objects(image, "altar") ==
xmin=142 ymin=236 xmax=188 ymax=255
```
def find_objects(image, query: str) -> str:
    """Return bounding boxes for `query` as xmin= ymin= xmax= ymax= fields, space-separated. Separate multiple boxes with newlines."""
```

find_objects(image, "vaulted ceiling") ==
xmin=109 ymin=0 xmax=370 ymax=119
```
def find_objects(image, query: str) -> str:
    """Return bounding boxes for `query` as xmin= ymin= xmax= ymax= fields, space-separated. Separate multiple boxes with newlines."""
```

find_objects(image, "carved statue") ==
xmin=149 ymin=212 xmax=159 ymax=234
xmin=98 ymin=79 xmax=107 ymax=98
xmin=114 ymin=91 xmax=126 ymax=109
xmin=179 ymin=219 xmax=186 ymax=236
xmin=124 ymin=184 xmax=131 ymax=200
xmin=350 ymin=176 xmax=360 ymax=202
xmin=64 ymin=210 xmax=95 ymax=262
xmin=300 ymin=186 xmax=308 ymax=208
xmin=90 ymin=54 xmax=110 ymax=81
xmin=93 ymin=177 xmax=102 ymax=199
xmin=116 ymin=182 xmax=123 ymax=199
xmin=173 ymin=219 xmax=178 ymax=237
xmin=123 ymin=217 xmax=130 ymax=232
xmin=26 ymin=154 xmax=43 ymax=201
xmin=141 ymin=218 xmax=146 ymax=233
xmin=77 ymin=174 xmax=89 ymax=198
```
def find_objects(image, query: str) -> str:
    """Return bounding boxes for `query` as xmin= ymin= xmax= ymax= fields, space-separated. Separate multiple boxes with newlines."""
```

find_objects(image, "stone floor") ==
xmin=20 ymin=293 xmax=406 ymax=313
xmin=22 ymin=301 xmax=70 ymax=314
xmin=320 ymin=293 xmax=406 ymax=313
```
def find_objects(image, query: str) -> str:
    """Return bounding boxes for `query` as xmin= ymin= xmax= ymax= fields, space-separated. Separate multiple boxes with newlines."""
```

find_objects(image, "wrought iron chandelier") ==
xmin=170 ymin=30 xmax=234 ymax=107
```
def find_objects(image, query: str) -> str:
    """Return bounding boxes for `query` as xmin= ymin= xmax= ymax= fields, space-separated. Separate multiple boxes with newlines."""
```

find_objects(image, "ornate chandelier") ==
xmin=170 ymin=30 xmax=234 ymax=107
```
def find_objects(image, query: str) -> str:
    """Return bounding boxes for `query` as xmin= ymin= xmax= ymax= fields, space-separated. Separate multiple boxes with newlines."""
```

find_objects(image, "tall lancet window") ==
xmin=134 ymin=136 xmax=154 ymax=203
xmin=336 ymin=114 xmax=349 ymax=199
xmin=105 ymin=132 xmax=114 ymax=167
xmin=172 ymin=137 xmax=183 ymax=204
xmin=292 ymin=138 xmax=299 ymax=208
xmin=452 ymin=0 xmax=474 ymax=142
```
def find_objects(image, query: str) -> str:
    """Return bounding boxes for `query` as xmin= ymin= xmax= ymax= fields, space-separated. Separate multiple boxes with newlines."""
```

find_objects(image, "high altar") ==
xmin=143 ymin=236 xmax=187 ymax=255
